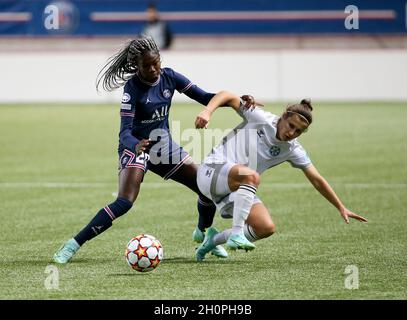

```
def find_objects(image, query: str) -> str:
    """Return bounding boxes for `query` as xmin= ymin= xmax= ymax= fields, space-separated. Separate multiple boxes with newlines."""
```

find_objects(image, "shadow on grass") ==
xmin=66 ymin=257 xmax=118 ymax=264
xmin=1 ymin=255 xmax=249 ymax=269
xmin=162 ymin=256 xmax=247 ymax=264
xmin=106 ymin=256 xmax=250 ymax=277
xmin=119 ymin=256 xmax=248 ymax=267
xmin=106 ymin=272 xmax=152 ymax=277
xmin=0 ymin=257 xmax=118 ymax=267
xmin=0 ymin=260 xmax=57 ymax=267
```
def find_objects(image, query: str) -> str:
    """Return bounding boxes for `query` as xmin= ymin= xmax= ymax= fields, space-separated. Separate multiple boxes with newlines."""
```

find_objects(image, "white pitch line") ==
xmin=0 ymin=182 xmax=405 ymax=189
xmin=261 ymin=183 xmax=407 ymax=189
xmin=0 ymin=182 xmax=177 ymax=189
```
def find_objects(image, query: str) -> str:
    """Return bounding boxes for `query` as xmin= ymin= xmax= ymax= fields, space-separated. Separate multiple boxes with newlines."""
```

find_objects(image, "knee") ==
xmin=241 ymin=171 xmax=261 ymax=188
xmin=118 ymin=188 xmax=139 ymax=203
xmin=260 ymin=222 xmax=276 ymax=238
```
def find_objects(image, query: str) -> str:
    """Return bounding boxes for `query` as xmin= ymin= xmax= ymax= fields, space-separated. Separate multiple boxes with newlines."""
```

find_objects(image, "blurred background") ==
xmin=1 ymin=0 xmax=406 ymax=103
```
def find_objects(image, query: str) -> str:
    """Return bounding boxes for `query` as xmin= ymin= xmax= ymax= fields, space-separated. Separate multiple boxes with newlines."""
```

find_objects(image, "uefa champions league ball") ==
xmin=125 ymin=234 xmax=163 ymax=272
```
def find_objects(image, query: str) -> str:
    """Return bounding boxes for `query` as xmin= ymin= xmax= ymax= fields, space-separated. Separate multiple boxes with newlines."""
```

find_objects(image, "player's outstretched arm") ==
xmin=195 ymin=91 xmax=241 ymax=129
xmin=302 ymin=165 xmax=367 ymax=224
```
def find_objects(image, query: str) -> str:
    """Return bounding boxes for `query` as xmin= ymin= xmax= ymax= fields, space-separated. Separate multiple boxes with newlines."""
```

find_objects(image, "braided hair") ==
xmin=96 ymin=37 xmax=160 ymax=92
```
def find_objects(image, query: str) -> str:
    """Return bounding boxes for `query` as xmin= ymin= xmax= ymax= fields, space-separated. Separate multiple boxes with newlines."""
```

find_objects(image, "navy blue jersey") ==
xmin=118 ymin=67 xmax=214 ymax=154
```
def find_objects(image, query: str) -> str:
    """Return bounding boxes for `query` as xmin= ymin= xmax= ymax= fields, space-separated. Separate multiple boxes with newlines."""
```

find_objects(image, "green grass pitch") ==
xmin=0 ymin=102 xmax=406 ymax=299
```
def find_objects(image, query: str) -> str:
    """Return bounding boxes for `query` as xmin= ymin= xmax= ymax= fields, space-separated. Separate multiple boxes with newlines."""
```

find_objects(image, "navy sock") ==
xmin=197 ymin=196 xmax=216 ymax=232
xmin=74 ymin=197 xmax=133 ymax=246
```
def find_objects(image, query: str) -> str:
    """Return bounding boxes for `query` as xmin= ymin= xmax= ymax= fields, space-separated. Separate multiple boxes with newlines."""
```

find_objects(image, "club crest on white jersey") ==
xmin=269 ymin=146 xmax=281 ymax=156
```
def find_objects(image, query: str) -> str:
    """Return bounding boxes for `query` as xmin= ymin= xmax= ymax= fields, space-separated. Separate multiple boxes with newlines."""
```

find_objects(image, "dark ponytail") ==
xmin=300 ymin=99 xmax=313 ymax=112
xmin=96 ymin=37 xmax=160 ymax=92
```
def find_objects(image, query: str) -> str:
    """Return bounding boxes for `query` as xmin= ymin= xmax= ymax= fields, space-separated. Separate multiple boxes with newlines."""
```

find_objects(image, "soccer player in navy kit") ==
xmin=53 ymin=37 xmax=256 ymax=263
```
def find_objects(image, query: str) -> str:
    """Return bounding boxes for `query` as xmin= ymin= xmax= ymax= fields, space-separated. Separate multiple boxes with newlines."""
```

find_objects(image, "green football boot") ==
xmin=192 ymin=227 xmax=205 ymax=243
xmin=226 ymin=233 xmax=256 ymax=251
xmin=53 ymin=238 xmax=80 ymax=264
xmin=192 ymin=227 xmax=228 ymax=259
xmin=195 ymin=227 xmax=219 ymax=262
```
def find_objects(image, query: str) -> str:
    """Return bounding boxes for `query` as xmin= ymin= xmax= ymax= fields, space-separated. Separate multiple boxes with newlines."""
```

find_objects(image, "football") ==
xmin=125 ymin=234 xmax=163 ymax=272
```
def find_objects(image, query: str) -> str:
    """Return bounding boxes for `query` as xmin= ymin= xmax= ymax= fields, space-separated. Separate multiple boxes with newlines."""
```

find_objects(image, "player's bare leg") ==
xmin=245 ymin=203 xmax=276 ymax=240
xmin=117 ymin=167 xmax=144 ymax=202
xmin=212 ymin=203 xmax=274 ymax=245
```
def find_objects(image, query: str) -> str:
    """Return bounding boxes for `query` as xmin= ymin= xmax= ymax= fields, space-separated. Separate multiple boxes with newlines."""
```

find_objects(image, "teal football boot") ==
xmin=192 ymin=227 xmax=228 ymax=259
xmin=192 ymin=227 xmax=205 ymax=243
xmin=226 ymin=233 xmax=256 ymax=251
xmin=195 ymin=227 xmax=219 ymax=262
xmin=53 ymin=238 xmax=80 ymax=264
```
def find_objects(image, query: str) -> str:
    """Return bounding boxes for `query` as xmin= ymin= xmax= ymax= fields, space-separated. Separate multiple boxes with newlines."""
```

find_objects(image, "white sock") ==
xmin=231 ymin=184 xmax=257 ymax=235
xmin=213 ymin=229 xmax=232 ymax=246
xmin=213 ymin=224 xmax=260 ymax=245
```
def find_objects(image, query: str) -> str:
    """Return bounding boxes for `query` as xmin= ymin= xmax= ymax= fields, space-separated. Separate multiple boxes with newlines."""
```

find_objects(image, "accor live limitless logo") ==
xmin=141 ymin=105 xmax=169 ymax=124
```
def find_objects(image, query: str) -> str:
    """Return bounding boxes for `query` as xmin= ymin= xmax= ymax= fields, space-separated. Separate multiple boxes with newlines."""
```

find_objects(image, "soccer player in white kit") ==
xmin=194 ymin=91 xmax=367 ymax=261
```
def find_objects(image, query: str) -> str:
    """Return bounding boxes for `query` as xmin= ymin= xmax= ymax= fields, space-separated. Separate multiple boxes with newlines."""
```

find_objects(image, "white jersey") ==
xmin=203 ymin=103 xmax=312 ymax=174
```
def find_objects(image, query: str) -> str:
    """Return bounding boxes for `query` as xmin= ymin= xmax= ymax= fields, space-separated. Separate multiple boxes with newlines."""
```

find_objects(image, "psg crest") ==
xmin=163 ymin=89 xmax=171 ymax=98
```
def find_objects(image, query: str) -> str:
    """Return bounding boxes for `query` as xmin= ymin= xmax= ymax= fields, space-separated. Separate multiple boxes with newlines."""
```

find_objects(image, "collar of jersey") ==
xmin=136 ymin=71 xmax=161 ymax=86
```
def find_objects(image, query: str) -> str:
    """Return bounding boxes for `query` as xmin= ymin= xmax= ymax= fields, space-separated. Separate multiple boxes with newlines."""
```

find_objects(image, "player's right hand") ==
xmin=340 ymin=207 xmax=368 ymax=224
xmin=241 ymin=94 xmax=264 ymax=111
xmin=135 ymin=139 xmax=151 ymax=155
xmin=195 ymin=109 xmax=211 ymax=129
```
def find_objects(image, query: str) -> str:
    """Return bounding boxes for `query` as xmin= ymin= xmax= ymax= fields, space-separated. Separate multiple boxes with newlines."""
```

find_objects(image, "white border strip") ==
xmin=90 ymin=10 xmax=396 ymax=22
xmin=0 ymin=12 xmax=32 ymax=22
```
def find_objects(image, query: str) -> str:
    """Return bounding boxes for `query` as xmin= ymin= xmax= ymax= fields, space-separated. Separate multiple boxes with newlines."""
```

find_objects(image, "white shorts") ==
xmin=197 ymin=162 xmax=262 ymax=219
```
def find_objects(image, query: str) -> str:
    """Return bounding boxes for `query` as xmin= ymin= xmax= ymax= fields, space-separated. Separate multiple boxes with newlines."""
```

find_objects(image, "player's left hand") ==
xmin=135 ymin=139 xmax=151 ymax=155
xmin=241 ymin=94 xmax=264 ymax=110
xmin=195 ymin=109 xmax=211 ymax=129
xmin=340 ymin=208 xmax=367 ymax=224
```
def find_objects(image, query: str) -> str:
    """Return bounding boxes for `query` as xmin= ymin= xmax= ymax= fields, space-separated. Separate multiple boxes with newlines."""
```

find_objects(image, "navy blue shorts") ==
xmin=118 ymin=146 xmax=192 ymax=180
xmin=118 ymin=149 xmax=149 ymax=172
